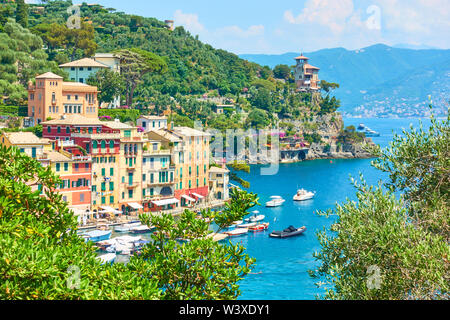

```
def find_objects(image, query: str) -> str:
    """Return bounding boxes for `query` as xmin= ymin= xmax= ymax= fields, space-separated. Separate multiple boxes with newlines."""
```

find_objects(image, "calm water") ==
xmin=233 ymin=117 xmax=433 ymax=300
xmin=105 ymin=117 xmax=434 ymax=299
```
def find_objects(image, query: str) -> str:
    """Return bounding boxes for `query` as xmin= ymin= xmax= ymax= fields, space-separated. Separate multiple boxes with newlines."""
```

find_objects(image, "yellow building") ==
xmin=0 ymin=131 xmax=52 ymax=159
xmin=103 ymin=120 xmax=144 ymax=215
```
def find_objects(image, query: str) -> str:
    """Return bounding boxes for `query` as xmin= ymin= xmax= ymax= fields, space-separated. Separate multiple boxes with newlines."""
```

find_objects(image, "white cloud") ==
xmin=173 ymin=9 xmax=205 ymax=34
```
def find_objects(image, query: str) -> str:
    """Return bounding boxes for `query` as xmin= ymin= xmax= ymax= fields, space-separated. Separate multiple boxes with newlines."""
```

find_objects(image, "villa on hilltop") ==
xmin=293 ymin=53 xmax=320 ymax=92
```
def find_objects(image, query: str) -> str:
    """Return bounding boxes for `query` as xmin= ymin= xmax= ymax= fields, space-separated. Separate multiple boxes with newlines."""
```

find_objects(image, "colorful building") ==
xmin=293 ymin=53 xmax=320 ymax=91
xmin=27 ymin=72 xmax=99 ymax=125
xmin=172 ymin=126 xmax=211 ymax=206
xmin=136 ymin=115 xmax=168 ymax=131
xmin=59 ymin=58 xmax=109 ymax=84
xmin=209 ymin=166 xmax=230 ymax=201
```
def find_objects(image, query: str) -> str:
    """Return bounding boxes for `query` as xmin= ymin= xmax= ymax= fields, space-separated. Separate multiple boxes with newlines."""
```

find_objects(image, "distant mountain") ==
xmin=240 ymin=44 xmax=450 ymax=117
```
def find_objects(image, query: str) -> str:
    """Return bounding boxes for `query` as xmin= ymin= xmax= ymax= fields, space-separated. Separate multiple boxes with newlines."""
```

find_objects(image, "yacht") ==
xmin=265 ymin=196 xmax=285 ymax=207
xmin=293 ymin=189 xmax=315 ymax=201
xmin=356 ymin=123 xmax=380 ymax=137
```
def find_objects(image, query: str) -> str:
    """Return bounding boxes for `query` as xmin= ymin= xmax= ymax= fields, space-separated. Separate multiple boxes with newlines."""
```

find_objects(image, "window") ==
xmin=124 ymin=130 xmax=131 ymax=138
xmin=66 ymin=127 xmax=70 ymax=134
xmin=109 ymin=182 xmax=114 ymax=191
xmin=110 ymin=168 xmax=114 ymax=176
xmin=64 ymin=163 xmax=69 ymax=171
xmin=79 ymin=78 xmax=84 ymax=83
xmin=101 ymin=196 xmax=106 ymax=204
xmin=57 ymin=126 xmax=61 ymax=133
xmin=56 ymin=163 xmax=60 ymax=172
xmin=47 ymin=126 xmax=51 ymax=133
xmin=93 ymin=140 xmax=97 ymax=149
xmin=128 ymin=189 xmax=133 ymax=199
xmin=101 ymin=140 xmax=106 ymax=149
xmin=80 ymin=193 xmax=85 ymax=202
xmin=109 ymin=140 xmax=114 ymax=149
xmin=110 ymin=196 xmax=114 ymax=204
xmin=101 ymin=168 xmax=105 ymax=176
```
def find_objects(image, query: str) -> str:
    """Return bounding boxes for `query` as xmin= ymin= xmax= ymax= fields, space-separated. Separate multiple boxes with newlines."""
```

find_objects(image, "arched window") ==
xmin=101 ymin=140 xmax=106 ymax=149
xmin=92 ymin=140 xmax=98 ymax=149
xmin=109 ymin=140 xmax=114 ymax=149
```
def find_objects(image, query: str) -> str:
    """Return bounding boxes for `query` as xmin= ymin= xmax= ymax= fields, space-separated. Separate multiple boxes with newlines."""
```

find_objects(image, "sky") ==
xmin=63 ymin=0 xmax=450 ymax=54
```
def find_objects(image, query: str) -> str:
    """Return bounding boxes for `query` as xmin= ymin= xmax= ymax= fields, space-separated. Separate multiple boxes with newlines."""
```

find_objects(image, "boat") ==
xmin=130 ymin=225 xmax=154 ymax=234
xmin=245 ymin=210 xmax=265 ymax=222
xmin=293 ymin=189 xmax=315 ymax=201
xmin=83 ymin=230 xmax=112 ymax=242
xmin=224 ymin=228 xmax=248 ymax=236
xmin=265 ymin=196 xmax=285 ymax=207
xmin=231 ymin=220 xmax=243 ymax=225
xmin=96 ymin=253 xmax=116 ymax=265
xmin=115 ymin=223 xmax=140 ymax=233
xmin=248 ymin=222 xmax=269 ymax=232
xmin=96 ymin=223 xmax=110 ymax=231
xmin=356 ymin=123 xmax=380 ymax=137
xmin=269 ymin=226 xmax=306 ymax=238
xmin=237 ymin=222 xmax=257 ymax=228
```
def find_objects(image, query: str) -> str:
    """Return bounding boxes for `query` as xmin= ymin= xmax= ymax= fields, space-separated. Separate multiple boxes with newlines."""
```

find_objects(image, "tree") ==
xmin=15 ymin=0 xmax=28 ymax=28
xmin=87 ymin=69 xmax=125 ymax=106
xmin=310 ymin=111 xmax=450 ymax=299
xmin=66 ymin=22 xmax=97 ymax=60
xmin=320 ymin=80 xmax=339 ymax=94
xmin=0 ymin=146 xmax=259 ymax=299
xmin=115 ymin=48 xmax=168 ymax=107
xmin=273 ymin=64 xmax=291 ymax=80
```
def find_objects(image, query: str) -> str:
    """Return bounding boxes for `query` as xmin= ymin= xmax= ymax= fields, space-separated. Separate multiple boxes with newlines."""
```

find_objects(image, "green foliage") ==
xmin=318 ymin=95 xmax=340 ymax=115
xmin=337 ymin=125 xmax=365 ymax=144
xmin=245 ymin=108 xmax=270 ymax=129
xmin=369 ymin=111 xmax=450 ymax=240
xmin=303 ymin=132 xmax=322 ymax=144
xmin=311 ymin=111 xmax=450 ymax=300
xmin=133 ymin=188 xmax=258 ymax=299
xmin=98 ymin=108 xmax=141 ymax=123
xmin=15 ymin=0 xmax=28 ymax=28
xmin=273 ymin=64 xmax=291 ymax=80
xmin=87 ymin=68 xmax=125 ymax=105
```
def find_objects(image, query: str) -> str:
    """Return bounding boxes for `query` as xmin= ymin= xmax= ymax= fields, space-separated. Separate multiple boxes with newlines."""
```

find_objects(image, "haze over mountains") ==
xmin=240 ymin=44 xmax=450 ymax=117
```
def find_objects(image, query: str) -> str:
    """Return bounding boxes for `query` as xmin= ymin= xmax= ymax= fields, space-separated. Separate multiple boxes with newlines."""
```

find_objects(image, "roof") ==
xmin=304 ymin=63 xmax=320 ymax=70
xmin=139 ymin=115 xmax=167 ymax=121
xmin=3 ymin=132 xmax=51 ymax=145
xmin=102 ymin=121 xmax=134 ymax=129
xmin=36 ymin=72 xmax=63 ymax=79
xmin=93 ymin=53 xmax=118 ymax=58
xmin=59 ymin=58 xmax=109 ymax=68
xmin=42 ymin=115 xmax=104 ymax=126
xmin=146 ymin=129 xmax=182 ymax=142
xmin=294 ymin=54 xmax=309 ymax=60
xmin=173 ymin=126 xmax=211 ymax=137
xmin=44 ymin=150 xmax=72 ymax=162
xmin=209 ymin=166 xmax=229 ymax=174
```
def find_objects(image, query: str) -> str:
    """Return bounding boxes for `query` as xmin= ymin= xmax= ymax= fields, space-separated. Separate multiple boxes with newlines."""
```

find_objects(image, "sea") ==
xmin=105 ymin=117 xmax=435 ymax=300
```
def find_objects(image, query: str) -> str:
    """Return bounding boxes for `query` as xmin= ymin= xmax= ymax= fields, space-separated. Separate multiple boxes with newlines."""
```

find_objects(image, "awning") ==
xmin=152 ymin=198 xmax=179 ymax=206
xmin=99 ymin=206 xmax=122 ymax=214
xmin=182 ymin=194 xmax=196 ymax=202
xmin=191 ymin=192 xmax=204 ymax=199
xmin=128 ymin=202 xmax=143 ymax=210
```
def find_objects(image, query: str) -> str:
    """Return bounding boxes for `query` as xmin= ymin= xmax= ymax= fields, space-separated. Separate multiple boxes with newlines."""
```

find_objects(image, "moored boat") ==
xmin=293 ymin=189 xmax=315 ymax=201
xmin=265 ymin=196 xmax=285 ymax=207
xmin=224 ymin=228 xmax=248 ymax=236
xmin=269 ymin=226 xmax=306 ymax=238
xmin=130 ymin=225 xmax=154 ymax=234
xmin=83 ymin=230 xmax=112 ymax=242
xmin=237 ymin=222 xmax=257 ymax=228
xmin=96 ymin=253 xmax=116 ymax=265
xmin=245 ymin=211 xmax=265 ymax=222
xmin=249 ymin=222 xmax=269 ymax=232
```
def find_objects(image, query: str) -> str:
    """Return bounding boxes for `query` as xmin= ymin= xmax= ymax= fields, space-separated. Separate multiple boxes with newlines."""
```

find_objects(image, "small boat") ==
xmin=245 ymin=214 xmax=265 ymax=222
xmin=356 ymin=123 xmax=380 ymax=137
xmin=130 ymin=225 xmax=153 ymax=234
xmin=96 ymin=253 xmax=116 ymax=265
xmin=269 ymin=226 xmax=306 ymax=238
xmin=293 ymin=189 xmax=315 ymax=201
xmin=237 ymin=222 xmax=257 ymax=228
xmin=231 ymin=220 xmax=243 ymax=225
xmin=115 ymin=223 xmax=139 ymax=233
xmin=249 ymin=222 xmax=269 ymax=232
xmin=83 ymin=230 xmax=112 ymax=242
xmin=224 ymin=228 xmax=248 ymax=236
xmin=265 ymin=196 xmax=285 ymax=207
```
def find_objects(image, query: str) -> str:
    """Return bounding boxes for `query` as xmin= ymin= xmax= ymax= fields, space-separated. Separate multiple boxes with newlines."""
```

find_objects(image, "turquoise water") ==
xmin=103 ymin=117 xmax=435 ymax=299
xmin=233 ymin=117 xmax=433 ymax=300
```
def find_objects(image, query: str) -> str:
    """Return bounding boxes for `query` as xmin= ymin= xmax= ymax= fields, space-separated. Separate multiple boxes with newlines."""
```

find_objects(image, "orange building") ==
xmin=293 ymin=53 xmax=320 ymax=91
xmin=27 ymin=72 xmax=99 ymax=126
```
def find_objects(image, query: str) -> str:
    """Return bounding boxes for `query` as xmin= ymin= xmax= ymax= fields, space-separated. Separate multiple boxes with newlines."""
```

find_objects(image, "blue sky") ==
xmin=67 ymin=0 xmax=450 ymax=54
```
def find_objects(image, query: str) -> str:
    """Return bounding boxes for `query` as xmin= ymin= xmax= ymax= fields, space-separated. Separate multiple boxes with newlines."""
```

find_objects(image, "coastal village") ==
xmin=0 ymin=49 xmax=371 ymax=228
xmin=1 ymin=53 xmax=232 ymax=226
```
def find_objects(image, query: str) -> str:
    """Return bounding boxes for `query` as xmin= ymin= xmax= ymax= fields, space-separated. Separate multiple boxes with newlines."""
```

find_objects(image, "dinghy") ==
xmin=269 ymin=226 xmax=306 ymax=238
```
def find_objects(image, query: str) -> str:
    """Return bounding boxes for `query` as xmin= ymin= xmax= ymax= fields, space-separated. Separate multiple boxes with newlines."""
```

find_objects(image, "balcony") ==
xmin=143 ymin=149 xmax=171 ymax=156
xmin=124 ymin=182 xmax=139 ymax=189
xmin=72 ymin=133 xmax=120 ymax=140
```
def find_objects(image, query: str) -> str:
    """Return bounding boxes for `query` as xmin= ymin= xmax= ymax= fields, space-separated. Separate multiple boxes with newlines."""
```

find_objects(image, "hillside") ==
xmin=241 ymin=44 xmax=450 ymax=117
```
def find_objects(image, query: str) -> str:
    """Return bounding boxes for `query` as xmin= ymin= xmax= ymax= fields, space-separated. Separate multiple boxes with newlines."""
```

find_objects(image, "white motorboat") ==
xmin=130 ymin=225 xmax=154 ymax=234
xmin=245 ymin=214 xmax=265 ymax=223
xmin=96 ymin=253 xmax=116 ymax=265
xmin=293 ymin=189 xmax=315 ymax=201
xmin=224 ymin=228 xmax=248 ymax=236
xmin=237 ymin=222 xmax=257 ymax=228
xmin=265 ymin=196 xmax=285 ymax=207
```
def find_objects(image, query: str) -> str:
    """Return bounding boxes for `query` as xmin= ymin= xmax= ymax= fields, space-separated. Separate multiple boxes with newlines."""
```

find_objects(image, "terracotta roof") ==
xmin=139 ymin=115 xmax=167 ymax=120
xmin=59 ymin=58 xmax=109 ymax=68
xmin=3 ymin=132 xmax=51 ymax=145
xmin=294 ymin=54 xmax=309 ymax=60
xmin=42 ymin=115 xmax=103 ymax=126
xmin=304 ymin=63 xmax=320 ymax=70
xmin=173 ymin=126 xmax=211 ymax=137
xmin=44 ymin=150 xmax=72 ymax=162
xmin=146 ymin=129 xmax=182 ymax=142
xmin=102 ymin=121 xmax=134 ymax=129
xmin=36 ymin=72 xmax=63 ymax=79
xmin=209 ymin=166 xmax=229 ymax=174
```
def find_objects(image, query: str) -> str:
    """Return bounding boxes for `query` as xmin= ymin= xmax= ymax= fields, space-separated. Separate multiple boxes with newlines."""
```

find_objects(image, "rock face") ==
xmin=305 ymin=141 xmax=374 ymax=160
